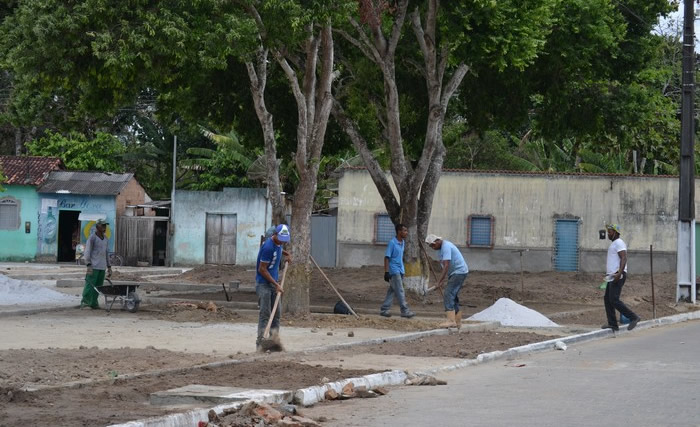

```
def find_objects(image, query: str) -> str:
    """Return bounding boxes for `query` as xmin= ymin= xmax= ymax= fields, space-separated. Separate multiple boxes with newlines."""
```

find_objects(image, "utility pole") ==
xmin=169 ymin=135 xmax=177 ymax=268
xmin=677 ymin=0 xmax=696 ymax=303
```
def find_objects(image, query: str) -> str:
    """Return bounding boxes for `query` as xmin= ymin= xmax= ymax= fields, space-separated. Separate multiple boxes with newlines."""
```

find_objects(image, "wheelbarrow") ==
xmin=93 ymin=278 xmax=141 ymax=313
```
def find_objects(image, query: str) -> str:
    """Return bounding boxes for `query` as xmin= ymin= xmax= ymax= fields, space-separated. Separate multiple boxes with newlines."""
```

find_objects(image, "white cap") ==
xmin=425 ymin=234 xmax=442 ymax=245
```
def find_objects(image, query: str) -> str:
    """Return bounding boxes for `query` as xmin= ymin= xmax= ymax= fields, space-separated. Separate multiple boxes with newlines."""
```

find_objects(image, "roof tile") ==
xmin=0 ymin=156 xmax=64 ymax=186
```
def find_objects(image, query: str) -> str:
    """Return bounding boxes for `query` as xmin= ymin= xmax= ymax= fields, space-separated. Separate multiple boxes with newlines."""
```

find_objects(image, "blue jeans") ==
xmin=256 ymin=281 xmax=281 ymax=345
xmin=443 ymin=273 xmax=467 ymax=312
xmin=380 ymin=273 xmax=410 ymax=314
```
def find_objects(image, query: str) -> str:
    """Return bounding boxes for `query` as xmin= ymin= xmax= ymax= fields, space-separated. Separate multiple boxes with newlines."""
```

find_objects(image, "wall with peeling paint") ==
xmin=172 ymin=188 xmax=271 ymax=265
xmin=337 ymin=169 xmax=685 ymax=273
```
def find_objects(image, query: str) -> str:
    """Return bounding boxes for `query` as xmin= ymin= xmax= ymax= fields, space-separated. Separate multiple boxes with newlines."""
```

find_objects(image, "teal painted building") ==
xmin=0 ymin=156 xmax=64 ymax=262
xmin=36 ymin=171 xmax=145 ymax=263
xmin=0 ymin=185 xmax=42 ymax=261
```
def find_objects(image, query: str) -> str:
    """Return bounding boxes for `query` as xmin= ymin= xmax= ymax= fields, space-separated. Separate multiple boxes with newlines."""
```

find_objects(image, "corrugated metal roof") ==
xmin=0 ymin=156 xmax=64 ymax=186
xmin=37 ymin=171 xmax=134 ymax=195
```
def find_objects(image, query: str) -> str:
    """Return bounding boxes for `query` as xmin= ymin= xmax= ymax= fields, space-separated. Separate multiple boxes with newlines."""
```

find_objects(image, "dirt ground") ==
xmin=0 ymin=330 xmax=554 ymax=426
xmin=2 ymin=265 xmax=697 ymax=426
xmin=128 ymin=264 xmax=692 ymax=328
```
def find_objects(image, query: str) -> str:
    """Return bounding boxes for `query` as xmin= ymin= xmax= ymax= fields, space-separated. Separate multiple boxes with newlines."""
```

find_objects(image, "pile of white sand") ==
xmin=0 ymin=273 xmax=79 ymax=306
xmin=467 ymin=297 xmax=559 ymax=327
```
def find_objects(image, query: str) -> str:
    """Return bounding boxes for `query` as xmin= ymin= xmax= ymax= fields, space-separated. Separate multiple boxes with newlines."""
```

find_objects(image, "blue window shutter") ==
xmin=376 ymin=214 xmax=393 ymax=243
xmin=469 ymin=216 xmax=492 ymax=247
xmin=554 ymin=219 xmax=580 ymax=271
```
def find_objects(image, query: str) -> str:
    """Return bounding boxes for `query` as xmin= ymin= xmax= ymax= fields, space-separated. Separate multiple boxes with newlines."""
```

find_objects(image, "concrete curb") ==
xmin=293 ymin=370 xmax=409 ymax=406
xmin=411 ymin=310 xmax=700 ymax=378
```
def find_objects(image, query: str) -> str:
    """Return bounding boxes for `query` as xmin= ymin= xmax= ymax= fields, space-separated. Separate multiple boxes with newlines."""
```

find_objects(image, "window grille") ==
xmin=0 ymin=198 xmax=19 ymax=230
xmin=467 ymin=215 xmax=494 ymax=248
xmin=375 ymin=214 xmax=394 ymax=244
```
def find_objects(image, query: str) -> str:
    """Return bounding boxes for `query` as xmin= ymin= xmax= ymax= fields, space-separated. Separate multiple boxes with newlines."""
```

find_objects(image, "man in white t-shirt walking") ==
xmin=602 ymin=224 xmax=640 ymax=331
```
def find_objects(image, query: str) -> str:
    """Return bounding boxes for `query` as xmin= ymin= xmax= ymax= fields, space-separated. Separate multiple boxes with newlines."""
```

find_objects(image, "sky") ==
xmin=655 ymin=1 xmax=699 ymax=45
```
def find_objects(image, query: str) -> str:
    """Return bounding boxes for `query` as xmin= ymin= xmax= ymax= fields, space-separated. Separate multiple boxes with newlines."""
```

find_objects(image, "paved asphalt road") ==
xmin=304 ymin=320 xmax=700 ymax=427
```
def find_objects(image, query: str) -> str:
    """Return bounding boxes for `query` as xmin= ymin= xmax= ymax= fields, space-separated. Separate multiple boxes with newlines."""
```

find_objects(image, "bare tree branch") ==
xmin=310 ymin=24 xmax=335 ymax=162
xmin=332 ymin=100 xmax=400 ymax=219
xmin=387 ymin=0 xmax=410 ymax=57
xmin=275 ymin=50 xmax=309 ymax=171
xmin=441 ymin=63 xmax=469 ymax=108
xmin=347 ymin=17 xmax=383 ymax=64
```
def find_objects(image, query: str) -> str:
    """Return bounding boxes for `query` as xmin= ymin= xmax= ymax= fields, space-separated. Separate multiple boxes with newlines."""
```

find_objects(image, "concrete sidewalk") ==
xmin=0 ymin=308 xmax=447 ymax=355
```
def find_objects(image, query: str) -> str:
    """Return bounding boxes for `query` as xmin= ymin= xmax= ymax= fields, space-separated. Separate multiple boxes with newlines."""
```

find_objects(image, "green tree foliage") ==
xmin=26 ymin=131 xmax=125 ymax=171
xmin=0 ymin=0 xmax=250 ymax=126
xmin=442 ymin=122 xmax=532 ymax=171
xmin=181 ymin=127 xmax=256 ymax=191
xmin=447 ymin=0 xmax=677 ymax=174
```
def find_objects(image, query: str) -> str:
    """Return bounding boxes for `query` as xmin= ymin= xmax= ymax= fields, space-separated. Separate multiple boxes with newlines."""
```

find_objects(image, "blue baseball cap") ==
xmin=275 ymin=224 xmax=290 ymax=242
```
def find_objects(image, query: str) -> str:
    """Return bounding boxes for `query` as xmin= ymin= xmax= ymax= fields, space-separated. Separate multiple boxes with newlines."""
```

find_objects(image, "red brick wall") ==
xmin=115 ymin=178 xmax=147 ymax=216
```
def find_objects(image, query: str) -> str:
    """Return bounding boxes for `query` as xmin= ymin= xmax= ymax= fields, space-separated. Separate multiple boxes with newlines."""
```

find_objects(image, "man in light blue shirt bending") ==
xmin=380 ymin=223 xmax=415 ymax=318
xmin=426 ymin=234 xmax=468 ymax=328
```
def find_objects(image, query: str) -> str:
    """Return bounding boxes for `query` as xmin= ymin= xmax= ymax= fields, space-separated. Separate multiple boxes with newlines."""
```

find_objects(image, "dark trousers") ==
xmin=604 ymin=273 xmax=638 ymax=327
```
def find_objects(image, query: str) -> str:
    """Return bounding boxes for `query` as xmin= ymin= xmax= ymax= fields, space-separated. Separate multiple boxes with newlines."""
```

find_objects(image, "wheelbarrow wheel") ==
xmin=125 ymin=291 xmax=140 ymax=313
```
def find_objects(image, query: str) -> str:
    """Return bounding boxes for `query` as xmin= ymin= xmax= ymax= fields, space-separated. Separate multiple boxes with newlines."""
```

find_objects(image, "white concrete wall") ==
xmin=172 ymin=188 xmax=270 ymax=265
xmin=337 ymin=169 xmax=685 ymax=273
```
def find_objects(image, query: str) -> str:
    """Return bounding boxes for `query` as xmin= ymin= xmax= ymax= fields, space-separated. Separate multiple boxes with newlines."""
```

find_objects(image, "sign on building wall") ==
xmin=37 ymin=195 xmax=115 ymax=259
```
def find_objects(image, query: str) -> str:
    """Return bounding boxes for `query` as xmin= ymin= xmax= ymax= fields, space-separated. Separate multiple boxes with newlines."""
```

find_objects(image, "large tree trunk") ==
xmin=276 ymin=24 xmax=335 ymax=314
xmin=397 ymin=193 xmax=428 ymax=293
xmin=284 ymin=172 xmax=316 ymax=314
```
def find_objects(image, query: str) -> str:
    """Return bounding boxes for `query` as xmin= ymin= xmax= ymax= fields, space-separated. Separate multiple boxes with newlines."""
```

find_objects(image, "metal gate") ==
xmin=205 ymin=213 xmax=237 ymax=265
xmin=116 ymin=217 xmax=155 ymax=266
xmin=554 ymin=218 xmax=580 ymax=271
xmin=311 ymin=215 xmax=337 ymax=267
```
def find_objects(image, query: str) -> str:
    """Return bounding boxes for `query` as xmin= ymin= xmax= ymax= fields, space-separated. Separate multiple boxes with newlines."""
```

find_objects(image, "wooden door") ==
xmin=205 ymin=213 xmax=237 ymax=265
xmin=116 ymin=217 xmax=154 ymax=266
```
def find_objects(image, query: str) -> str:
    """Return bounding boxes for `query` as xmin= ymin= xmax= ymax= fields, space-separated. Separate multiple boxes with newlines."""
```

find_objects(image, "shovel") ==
xmin=260 ymin=261 xmax=289 ymax=352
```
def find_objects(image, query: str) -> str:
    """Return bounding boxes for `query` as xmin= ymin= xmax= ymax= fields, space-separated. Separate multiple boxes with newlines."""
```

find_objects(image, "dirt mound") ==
xmin=177 ymin=265 xmax=255 ymax=284
xmin=155 ymin=302 xmax=253 ymax=323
